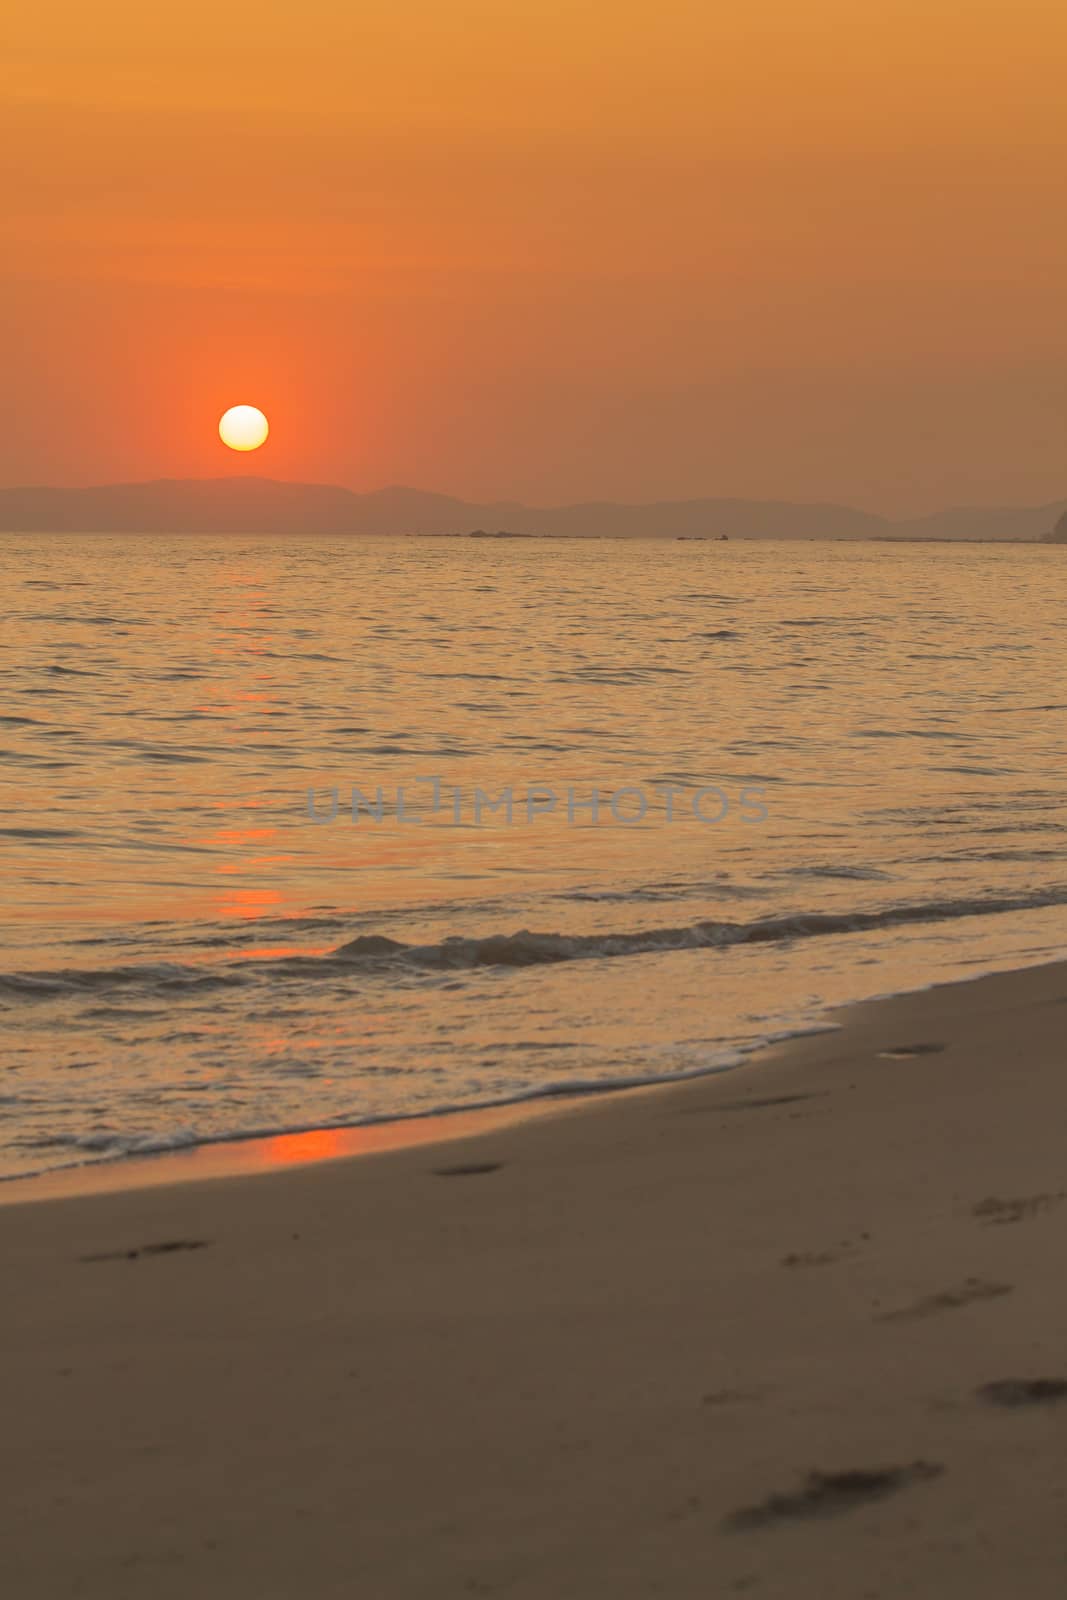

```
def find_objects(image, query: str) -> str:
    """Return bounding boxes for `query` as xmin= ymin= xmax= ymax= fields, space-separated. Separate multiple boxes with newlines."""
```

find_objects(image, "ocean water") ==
xmin=2 ymin=531 xmax=1065 ymax=1182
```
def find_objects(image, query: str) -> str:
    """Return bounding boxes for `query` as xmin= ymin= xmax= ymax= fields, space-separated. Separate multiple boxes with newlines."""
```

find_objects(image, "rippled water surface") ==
xmin=2 ymin=532 xmax=1065 ymax=1179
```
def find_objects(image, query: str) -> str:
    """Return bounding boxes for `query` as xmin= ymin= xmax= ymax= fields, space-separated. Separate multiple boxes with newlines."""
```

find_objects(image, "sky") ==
xmin=2 ymin=1 xmax=1065 ymax=514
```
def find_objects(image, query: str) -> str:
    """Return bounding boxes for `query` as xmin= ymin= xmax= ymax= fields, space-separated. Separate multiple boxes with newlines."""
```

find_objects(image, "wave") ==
xmin=0 ymin=962 xmax=251 ymax=998
xmin=4 ymin=883 xmax=1067 ymax=1000
xmin=332 ymin=885 xmax=1067 ymax=970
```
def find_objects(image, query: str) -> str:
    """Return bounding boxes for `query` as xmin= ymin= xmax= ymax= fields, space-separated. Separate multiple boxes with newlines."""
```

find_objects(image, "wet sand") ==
xmin=2 ymin=961 xmax=1066 ymax=1597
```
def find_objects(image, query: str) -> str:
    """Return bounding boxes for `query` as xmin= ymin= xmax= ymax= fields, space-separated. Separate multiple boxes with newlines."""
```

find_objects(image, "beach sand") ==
xmin=2 ymin=961 xmax=1066 ymax=1598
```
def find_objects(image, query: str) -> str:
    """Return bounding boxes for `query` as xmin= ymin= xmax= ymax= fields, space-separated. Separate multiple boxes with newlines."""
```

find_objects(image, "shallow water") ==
xmin=2 ymin=531 xmax=1065 ymax=1179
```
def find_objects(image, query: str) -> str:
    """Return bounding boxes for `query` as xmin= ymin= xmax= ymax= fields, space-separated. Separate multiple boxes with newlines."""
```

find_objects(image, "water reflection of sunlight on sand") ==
xmin=3 ymin=1100 xmax=581 ymax=1203
xmin=222 ymin=1099 xmax=582 ymax=1174
xmin=260 ymin=1128 xmax=350 ymax=1167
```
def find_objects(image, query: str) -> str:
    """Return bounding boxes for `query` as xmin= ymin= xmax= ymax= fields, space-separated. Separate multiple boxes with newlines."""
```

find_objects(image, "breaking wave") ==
xmin=6 ymin=884 xmax=1067 ymax=999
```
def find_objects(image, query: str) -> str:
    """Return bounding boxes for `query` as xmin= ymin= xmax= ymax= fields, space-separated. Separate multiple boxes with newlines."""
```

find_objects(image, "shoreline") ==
xmin=1 ymin=1033 xmax=817 ymax=1206
xmin=2 ymin=949 xmax=1060 ymax=1208
xmin=4 ymin=957 xmax=1066 ymax=1596
xmin=0 ymin=1089 xmax=611 ymax=1206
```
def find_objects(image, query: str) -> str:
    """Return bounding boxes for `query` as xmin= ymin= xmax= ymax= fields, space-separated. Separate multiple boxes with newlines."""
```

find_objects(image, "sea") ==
xmin=2 ymin=531 xmax=1065 ymax=1184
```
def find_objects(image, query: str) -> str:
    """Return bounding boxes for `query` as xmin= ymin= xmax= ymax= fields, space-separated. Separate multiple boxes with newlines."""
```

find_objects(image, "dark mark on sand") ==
xmin=977 ymin=1378 xmax=1067 ymax=1409
xmin=79 ymin=1239 xmax=211 ymax=1263
xmin=432 ymin=1162 xmax=503 ymax=1178
xmin=725 ymin=1461 xmax=943 ymax=1530
xmin=878 ymin=1278 xmax=1011 ymax=1321
xmin=702 ymin=1387 xmax=765 ymax=1407
xmin=973 ymin=1192 xmax=1065 ymax=1226
xmin=781 ymin=1249 xmax=842 ymax=1268
xmin=690 ymin=1093 xmax=822 ymax=1115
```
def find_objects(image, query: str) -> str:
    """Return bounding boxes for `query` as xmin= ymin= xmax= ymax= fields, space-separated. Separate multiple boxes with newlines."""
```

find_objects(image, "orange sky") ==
xmin=3 ymin=2 xmax=1065 ymax=512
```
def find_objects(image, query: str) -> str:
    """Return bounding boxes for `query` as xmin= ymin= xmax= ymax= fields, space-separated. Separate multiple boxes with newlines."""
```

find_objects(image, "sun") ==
xmin=219 ymin=405 xmax=269 ymax=452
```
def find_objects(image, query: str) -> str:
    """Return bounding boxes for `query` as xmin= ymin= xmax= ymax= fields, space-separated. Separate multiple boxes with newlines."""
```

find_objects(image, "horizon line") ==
xmin=2 ymin=475 xmax=1066 ymax=523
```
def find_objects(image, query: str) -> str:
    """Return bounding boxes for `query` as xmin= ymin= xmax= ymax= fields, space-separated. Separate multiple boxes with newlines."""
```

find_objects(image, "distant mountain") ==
xmin=0 ymin=476 xmax=1061 ymax=540
xmin=1047 ymin=509 xmax=1067 ymax=543
xmin=889 ymin=500 xmax=1067 ymax=542
xmin=0 ymin=478 xmax=886 ymax=538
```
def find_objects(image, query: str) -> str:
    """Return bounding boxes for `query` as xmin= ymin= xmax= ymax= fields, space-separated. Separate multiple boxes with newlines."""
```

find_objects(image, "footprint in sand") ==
xmin=781 ymin=1231 xmax=870 ymax=1269
xmin=977 ymin=1378 xmax=1067 ymax=1408
xmin=702 ymin=1387 xmax=766 ymax=1407
xmin=781 ymin=1248 xmax=845 ymax=1268
xmin=79 ymin=1239 xmax=211 ymax=1263
xmin=878 ymin=1042 xmax=947 ymax=1060
xmin=878 ymin=1277 xmax=1012 ymax=1321
xmin=972 ymin=1192 xmax=1065 ymax=1226
xmin=724 ymin=1461 xmax=943 ymax=1530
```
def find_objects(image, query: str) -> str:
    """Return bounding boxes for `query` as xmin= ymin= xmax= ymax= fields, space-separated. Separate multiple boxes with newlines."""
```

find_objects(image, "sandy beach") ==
xmin=3 ymin=959 xmax=1066 ymax=1598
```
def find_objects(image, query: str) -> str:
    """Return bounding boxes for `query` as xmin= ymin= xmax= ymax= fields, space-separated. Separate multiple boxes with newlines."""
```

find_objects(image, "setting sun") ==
xmin=219 ymin=405 xmax=269 ymax=452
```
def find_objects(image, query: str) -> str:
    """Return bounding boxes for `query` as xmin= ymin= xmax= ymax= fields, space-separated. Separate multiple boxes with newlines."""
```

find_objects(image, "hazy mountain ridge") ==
xmin=891 ymin=500 xmax=1067 ymax=542
xmin=0 ymin=478 xmax=1063 ymax=540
